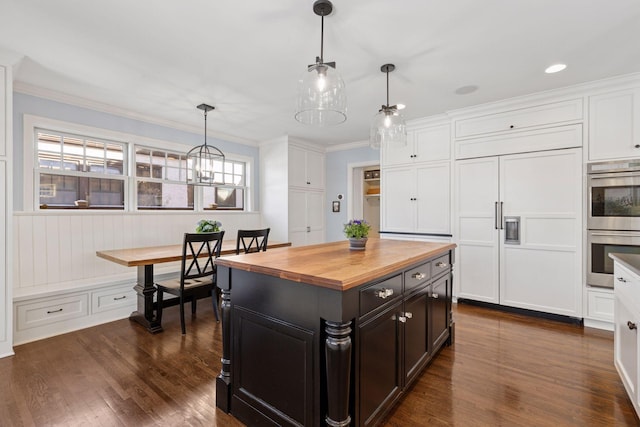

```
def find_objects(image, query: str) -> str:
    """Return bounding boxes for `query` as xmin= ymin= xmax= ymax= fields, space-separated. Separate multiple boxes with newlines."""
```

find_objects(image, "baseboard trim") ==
xmin=457 ymin=298 xmax=584 ymax=326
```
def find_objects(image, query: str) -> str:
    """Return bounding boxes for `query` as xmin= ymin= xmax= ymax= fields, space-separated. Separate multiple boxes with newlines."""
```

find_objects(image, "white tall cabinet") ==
xmin=455 ymin=149 xmax=582 ymax=316
xmin=260 ymin=137 xmax=325 ymax=247
xmin=380 ymin=119 xmax=451 ymax=239
xmin=0 ymin=59 xmax=13 ymax=357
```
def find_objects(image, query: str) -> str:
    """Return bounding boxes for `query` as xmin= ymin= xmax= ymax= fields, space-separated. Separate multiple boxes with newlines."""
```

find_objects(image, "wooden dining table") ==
xmin=96 ymin=240 xmax=291 ymax=333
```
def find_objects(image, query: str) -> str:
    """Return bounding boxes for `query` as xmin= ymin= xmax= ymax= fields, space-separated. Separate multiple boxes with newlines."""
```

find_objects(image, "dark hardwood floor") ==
xmin=0 ymin=302 xmax=637 ymax=426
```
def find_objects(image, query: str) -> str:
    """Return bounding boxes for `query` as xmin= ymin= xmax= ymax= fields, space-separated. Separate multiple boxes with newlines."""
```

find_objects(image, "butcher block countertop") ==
xmin=215 ymin=238 xmax=456 ymax=291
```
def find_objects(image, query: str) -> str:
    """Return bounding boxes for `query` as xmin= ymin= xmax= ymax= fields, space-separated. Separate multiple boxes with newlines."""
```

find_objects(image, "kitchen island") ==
xmin=215 ymin=238 xmax=456 ymax=426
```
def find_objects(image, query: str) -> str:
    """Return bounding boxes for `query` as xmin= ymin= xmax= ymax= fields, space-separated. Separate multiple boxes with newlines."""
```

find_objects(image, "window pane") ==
xmin=38 ymin=133 xmax=63 ymax=169
xmin=203 ymin=186 xmax=244 ymax=210
xmin=137 ymin=180 xmax=194 ymax=210
xmin=39 ymin=173 xmax=124 ymax=209
xmin=62 ymin=137 xmax=84 ymax=171
xmin=166 ymin=153 xmax=186 ymax=182
xmin=135 ymin=149 xmax=151 ymax=177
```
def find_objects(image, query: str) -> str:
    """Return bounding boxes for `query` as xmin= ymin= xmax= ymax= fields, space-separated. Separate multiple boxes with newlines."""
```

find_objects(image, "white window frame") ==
xmin=23 ymin=115 xmax=254 ymax=212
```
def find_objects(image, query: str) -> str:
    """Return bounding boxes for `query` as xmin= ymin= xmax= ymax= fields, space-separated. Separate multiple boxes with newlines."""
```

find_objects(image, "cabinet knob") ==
xmin=307 ymin=181 xmax=311 ymax=185
xmin=617 ymin=276 xmax=628 ymax=283
xmin=306 ymin=226 xmax=311 ymax=232
xmin=374 ymin=288 xmax=394 ymax=299
xmin=628 ymin=321 xmax=637 ymax=330
xmin=435 ymin=261 xmax=448 ymax=268
xmin=432 ymin=293 xmax=439 ymax=299
xmin=510 ymin=125 xmax=515 ymax=129
xmin=635 ymin=144 xmax=640 ymax=149
xmin=398 ymin=316 xmax=407 ymax=323
xmin=404 ymin=312 xmax=413 ymax=319
xmin=411 ymin=272 xmax=426 ymax=280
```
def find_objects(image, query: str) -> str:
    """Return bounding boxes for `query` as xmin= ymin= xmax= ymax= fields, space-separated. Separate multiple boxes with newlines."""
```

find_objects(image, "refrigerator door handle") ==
xmin=495 ymin=202 xmax=499 ymax=229
xmin=500 ymin=201 xmax=504 ymax=229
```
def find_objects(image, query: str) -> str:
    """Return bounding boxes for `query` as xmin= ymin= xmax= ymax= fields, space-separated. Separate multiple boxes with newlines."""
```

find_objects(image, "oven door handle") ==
xmin=589 ymin=172 xmax=640 ymax=180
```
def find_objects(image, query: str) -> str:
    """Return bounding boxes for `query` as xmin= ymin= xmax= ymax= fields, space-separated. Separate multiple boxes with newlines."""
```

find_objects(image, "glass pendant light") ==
xmin=370 ymin=64 xmax=407 ymax=149
xmin=295 ymin=0 xmax=347 ymax=126
xmin=186 ymin=103 xmax=225 ymax=186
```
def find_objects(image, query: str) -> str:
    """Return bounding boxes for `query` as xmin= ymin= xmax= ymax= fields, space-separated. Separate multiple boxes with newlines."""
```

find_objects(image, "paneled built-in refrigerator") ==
xmin=455 ymin=148 xmax=582 ymax=317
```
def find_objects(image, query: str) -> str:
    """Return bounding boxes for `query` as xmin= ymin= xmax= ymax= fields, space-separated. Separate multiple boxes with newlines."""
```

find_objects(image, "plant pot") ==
xmin=348 ymin=237 xmax=368 ymax=250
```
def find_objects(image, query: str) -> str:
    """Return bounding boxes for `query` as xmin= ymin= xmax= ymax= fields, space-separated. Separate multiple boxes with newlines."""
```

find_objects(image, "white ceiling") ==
xmin=1 ymin=0 xmax=640 ymax=147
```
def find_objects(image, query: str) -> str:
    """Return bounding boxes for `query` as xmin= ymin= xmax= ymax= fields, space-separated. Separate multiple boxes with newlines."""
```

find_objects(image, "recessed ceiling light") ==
xmin=545 ymin=64 xmax=567 ymax=74
xmin=396 ymin=104 xmax=406 ymax=110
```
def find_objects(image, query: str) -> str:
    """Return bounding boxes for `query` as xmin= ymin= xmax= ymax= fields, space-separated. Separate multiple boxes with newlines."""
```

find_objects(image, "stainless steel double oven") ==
xmin=588 ymin=160 xmax=640 ymax=288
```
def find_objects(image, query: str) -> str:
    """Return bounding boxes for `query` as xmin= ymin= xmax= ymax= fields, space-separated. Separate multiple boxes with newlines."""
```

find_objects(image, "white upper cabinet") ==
xmin=288 ymin=145 xmax=325 ymax=190
xmin=589 ymin=88 xmax=640 ymax=161
xmin=382 ymin=123 xmax=450 ymax=167
xmin=0 ymin=66 xmax=5 ymax=156
xmin=454 ymin=98 xmax=583 ymax=139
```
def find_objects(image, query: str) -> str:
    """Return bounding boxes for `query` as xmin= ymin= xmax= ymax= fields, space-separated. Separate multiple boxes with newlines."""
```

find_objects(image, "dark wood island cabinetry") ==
xmin=214 ymin=238 xmax=455 ymax=426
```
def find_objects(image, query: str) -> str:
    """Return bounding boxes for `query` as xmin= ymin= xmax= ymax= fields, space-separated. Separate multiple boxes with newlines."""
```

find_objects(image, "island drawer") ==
xmin=360 ymin=274 xmax=403 ymax=316
xmin=432 ymin=253 xmax=452 ymax=278
xmin=404 ymin=262 xmax=431 ymax=293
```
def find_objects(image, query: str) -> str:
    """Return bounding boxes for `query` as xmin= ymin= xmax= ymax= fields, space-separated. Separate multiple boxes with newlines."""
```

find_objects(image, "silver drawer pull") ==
xmin=411 ymin=272 xmax=426 ymax=280
xmin=47 ymin=308 xmax=63 ymax=314
xmin=628 ymin=321 xmax=637 ymax=330
xmin=435 ymin=261 xmax=448 ymax=268
xmin=432 ymin=293 xmax=439 ymax=299
xmin=617 ymin=277 xmax=628 ymax=283
xmin=374 ymin=288 xmax=394 ymax=299
xmin=113 ymin=296 xmax=127 ymax=301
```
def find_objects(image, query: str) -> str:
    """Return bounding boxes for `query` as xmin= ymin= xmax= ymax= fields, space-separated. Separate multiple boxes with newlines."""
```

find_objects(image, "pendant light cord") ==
xmin=319 ymin=15 xmax=324 ymax=63
xmin=203 ymin=110 xmax=208 ymax=147
xmin=386 ymin=69 xmax=390 ymax=107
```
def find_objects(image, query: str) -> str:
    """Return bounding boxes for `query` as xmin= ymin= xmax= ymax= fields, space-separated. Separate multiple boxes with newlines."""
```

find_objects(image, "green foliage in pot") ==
xmin=343 ymin=219 xmax=370 ymax=239
xmin=196 ymin=219 xmax=222 ymax=233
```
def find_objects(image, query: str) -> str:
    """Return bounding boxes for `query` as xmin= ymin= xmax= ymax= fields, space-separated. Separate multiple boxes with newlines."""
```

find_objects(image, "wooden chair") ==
xmin=236 ymin=228 xmax=270 ymax=254
xmin=156 ymin=231 xmax=224 ymax=334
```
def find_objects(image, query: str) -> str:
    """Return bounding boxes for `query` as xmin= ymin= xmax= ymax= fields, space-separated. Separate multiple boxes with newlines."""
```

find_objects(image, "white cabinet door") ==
xmin=415 ymin=163 xmax=450 ymax=234
xmin=306 ymin=191 xmax=324 ymax=244
xmin=381 ymin=167 xmax=414 ymax=232
xmin=305 ymin=150 xmax=325 ymax=190
xmin=382 ymin=123 xmax=451 ymax=167
xmin=499 ymin=149 xmax=582 ymax=316
xmin=288 ymin=145 xmax=325 ymax=190
xmin=414 ymin=124 xmax=450 ymax=163
xmin=615 ymin=293 xmax=638 ymax=405
xmin=381 ymin=135 xmax=414 ymax=167
xmin=288 ymin=189 xmax=325 ymax=246
xmin=288 ymin=145 xmax=308 ymax=188
xmin=455 ymin=157 xmax=500 ymax=303
xmin=589 ymin=88 xmax=640 ymax=161
xmin=0 ymin=66 xmax=4 ymax=156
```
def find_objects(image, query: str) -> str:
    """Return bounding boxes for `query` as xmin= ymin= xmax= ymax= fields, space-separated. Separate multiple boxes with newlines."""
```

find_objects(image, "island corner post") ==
xmin=214 ymin=239 xmax=455 ymax=426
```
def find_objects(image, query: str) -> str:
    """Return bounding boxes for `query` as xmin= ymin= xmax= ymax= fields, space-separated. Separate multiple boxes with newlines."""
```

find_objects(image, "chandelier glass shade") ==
xmin=370 ymin=64 xmax=407 ymax=149
xmin=186 ymin=104 xmax=225 ymax=186
xmin=294 ymin=0 xmax=347 ymax=126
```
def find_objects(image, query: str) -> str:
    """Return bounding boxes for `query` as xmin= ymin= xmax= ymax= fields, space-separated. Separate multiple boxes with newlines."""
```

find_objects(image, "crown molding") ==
xmin=13 ymin=81 xmax=259 ymax=147
xmin=325 ymin=140 xmax=371 ymax=153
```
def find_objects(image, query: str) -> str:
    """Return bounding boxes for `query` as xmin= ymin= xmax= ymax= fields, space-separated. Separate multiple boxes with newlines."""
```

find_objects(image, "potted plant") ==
xmin=343 ymin=219 xmax=371 ymax=250
xmin=196 ymin=219 xmax=222 ymax=233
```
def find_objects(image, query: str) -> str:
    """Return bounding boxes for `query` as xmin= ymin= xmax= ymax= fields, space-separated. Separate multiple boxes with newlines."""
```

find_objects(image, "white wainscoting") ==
xmin=12 ymin=211 xmax=263 ymax=344
xmin=13 ymin=211 xmax=262 ymax=297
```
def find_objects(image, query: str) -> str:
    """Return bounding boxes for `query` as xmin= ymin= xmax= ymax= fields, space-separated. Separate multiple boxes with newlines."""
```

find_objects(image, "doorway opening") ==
xmin=348 ymin=161 xmax=381 ymax=236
